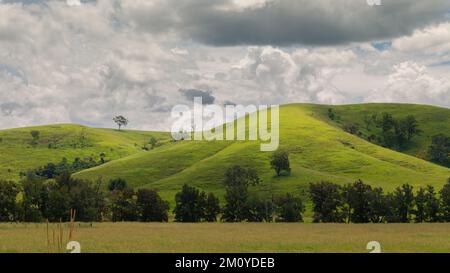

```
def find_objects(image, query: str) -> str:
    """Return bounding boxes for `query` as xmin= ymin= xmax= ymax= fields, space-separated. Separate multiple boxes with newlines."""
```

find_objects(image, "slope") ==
xmin=74 ymin=104 xmax=450 ymax=201
xmin=0 ymin=124 xmax=170 ymax=180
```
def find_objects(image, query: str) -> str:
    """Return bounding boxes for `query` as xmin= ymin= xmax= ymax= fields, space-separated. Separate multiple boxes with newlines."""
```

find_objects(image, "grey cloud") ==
xmin=0 ymin=102 xmax=21 ymax=116
xmin=180 ymin=88 xmax=215 ymax=104
xmin=127 ymin=0 xmax=450 ymax=46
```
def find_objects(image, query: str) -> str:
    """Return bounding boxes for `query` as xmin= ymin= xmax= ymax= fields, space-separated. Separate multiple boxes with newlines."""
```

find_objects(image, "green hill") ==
xmin=73 ymin=104 xmax=450 ymax=202
xmin=1 ymin=104 xmax=449 ymax=204
xmin=0 ymin=124 xmax=170 ymax=180
xmin=312 ymin=103 xmax=450 ymax=160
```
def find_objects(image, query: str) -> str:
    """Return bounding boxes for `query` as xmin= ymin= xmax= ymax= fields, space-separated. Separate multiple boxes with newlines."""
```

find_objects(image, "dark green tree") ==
xmin=270 ymin=150 xmax=291 ymax=176
xmin=21 ymin=177 xmax=48 ymax=222
xmin=424 ymin=185 xmax=440 ymax=223
xmin=342 ymin=180 xmax=372 ymax=223
xmin=367 ymin=187 xmax=388 ymax=223
xmin=414 ymin=187 xmax=427 ymax=223
xmin=108 ymin=178 xmax=128 ymax=192
xmin=173 ymin=184 xmax=206 ymax=222
xmin=275 ymin=193 xmax=304 ymax=222
xmin=245 ymin=194 xmax=273 ymax=222
xmin=222 ymin=166 xmax=260 ymax=222
xmin=428 ymin=134 xmax=450 ymax=167
xmin=0 ymin=180 xmax=20 ymax=222
xmin=309 ymin=181 xmax=344 ymax=223
xmin=30 ymin=130 xmax=40 ymax=145
xmin=204 ymin=193 xmax=220 ymax=222
xmin=109 ymin=187 xmax=138 ymax=222
xmin=386 ymin=184 xmax=414 ymax=223
xmin=136 ymin=189 xmax=169 ymax=222
xmin=440 ymin=179 xmax=450 ymax=222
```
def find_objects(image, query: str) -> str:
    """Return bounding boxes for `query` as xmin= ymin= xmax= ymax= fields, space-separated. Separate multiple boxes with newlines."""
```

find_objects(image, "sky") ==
xmin=0 ymin=0 xmax=450 ymax=130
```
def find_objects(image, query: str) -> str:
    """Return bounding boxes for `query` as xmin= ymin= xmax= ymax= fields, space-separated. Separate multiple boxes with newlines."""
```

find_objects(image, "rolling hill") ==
xmin=0 ymin=124 xmax=170 ymax=180
xmin=1 ymin=104 xmax=449 ymax=203
xmin=75 ymin=103 xmax=450 ymax=201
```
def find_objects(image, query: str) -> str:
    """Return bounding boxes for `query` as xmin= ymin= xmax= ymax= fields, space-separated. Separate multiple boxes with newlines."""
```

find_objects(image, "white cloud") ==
xmin=393 ymin=22 xmax=450 ymax=54
xmin=366 ymin=62 xmax=450 ymax=107
xmin=0 ymin=0 xmax=449 ymax=131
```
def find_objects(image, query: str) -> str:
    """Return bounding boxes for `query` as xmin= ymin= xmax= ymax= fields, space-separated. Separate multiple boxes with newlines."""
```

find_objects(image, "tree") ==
xmin=342 ymin=180 xmax=372 ymax=223
xmin=343 ymin=123 xmax=360 ymax=135
xmin=423 ymin=185 xmax=440 ymax=223
xmin=222 ymin=166 xmax=260 ymax=222
xmin=270 ymin=150 xmax=291 ymax=176
xmin=428 ymin=134 xmax=450 ymax=167
xmin=149 ymin=136 xmax=158 ymax=149
xmin=100 ymin=153 xmax=106 ymax=164
xmin=440 ymin=179 xmax=450 ymax=222
xmin=386 ymin=184 xmax=414 ymax=223
xmin=414 ymin=187 xmax=427 ymax=223
xmin=136 ymin=189 xmax=169 ymax=222
xmin=21 ymin=177 xmax=48 ymax=222
xmin=109 ymin=187 xmax=138 ymax=222
xmin=367 ymin=187 xmax=388 ymax=223
xmin=0 ymin=180 xmax=20 ymax=221
xmin=108 ymin=178 xmax=128 ymax=192
xmin=275 ymin=193 xmax=304 ymax=222
xmin=402 ymin=115 xmax=420 ymax=141
xmin=174 ymin=184 xmax=206 ymax=222
xmin=309 ymin=181 xmax=344 ymax=223
xmin=246 ymin=195 xmax=273 ymax=222
xmin=204 ymin=193 xmax=220 ymax=222
xmin=327 ymin=108 xmax=335 ymax=120
xmin=113 ymin=115 xmax=128 ymax=131
xmin=30 ymin=130 xmax=40 ymax=145
xmin=44 ymin=173 xmax=105 ymax=222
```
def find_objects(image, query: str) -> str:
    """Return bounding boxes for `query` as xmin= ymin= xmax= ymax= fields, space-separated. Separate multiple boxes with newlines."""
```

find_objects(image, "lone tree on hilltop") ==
xmin=113 ymin=115 xmax=128 ymax=131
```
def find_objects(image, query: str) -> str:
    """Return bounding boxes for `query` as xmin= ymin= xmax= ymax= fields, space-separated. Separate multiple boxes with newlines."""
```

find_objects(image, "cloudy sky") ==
xmin=0 ymin=0 xmax=450 ymax=130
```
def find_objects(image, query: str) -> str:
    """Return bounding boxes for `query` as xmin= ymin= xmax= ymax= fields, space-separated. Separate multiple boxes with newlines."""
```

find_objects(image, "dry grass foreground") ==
xmin=1 ymin=222 xmax=449 ymax=253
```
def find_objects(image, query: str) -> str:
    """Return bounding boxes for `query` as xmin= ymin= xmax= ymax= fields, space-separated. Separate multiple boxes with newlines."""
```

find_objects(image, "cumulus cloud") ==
xmin=0 ymin=0 xmax=449 ymax=131
xmin=393 ymin=22 xmax=450 ymax=56
xmin=366 ymin=62 xmax=450 ymax=107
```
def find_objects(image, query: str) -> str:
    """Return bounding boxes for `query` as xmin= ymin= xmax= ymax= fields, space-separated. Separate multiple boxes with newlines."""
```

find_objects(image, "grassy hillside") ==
xmin=0 ymin=124 xmax=170 ymax=180
xmin=310 ymin=103 xmax=450 ymax=160
xmin=73 ymin=104 xmax=450 ymax=202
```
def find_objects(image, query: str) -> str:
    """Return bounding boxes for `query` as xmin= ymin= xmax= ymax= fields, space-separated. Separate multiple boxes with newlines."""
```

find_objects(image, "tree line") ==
xmin=310 ymin=179 xmax=450 ymax=223
xmin=0 ymin=165 xmax=303 ymax=223
xmin=2 ymin=167 xmax=449 ymax=223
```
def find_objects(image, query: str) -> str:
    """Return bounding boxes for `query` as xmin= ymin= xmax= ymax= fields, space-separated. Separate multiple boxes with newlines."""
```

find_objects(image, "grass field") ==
xmin=0 ymin=222 xmax=449 ymax=253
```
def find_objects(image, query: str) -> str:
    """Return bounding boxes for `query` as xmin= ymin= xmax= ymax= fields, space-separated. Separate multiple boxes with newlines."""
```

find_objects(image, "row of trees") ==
xmin=2 ymin=168 xmax=449 ymax=223
xmin=0 ymin=166 xmax=304 ymax=223
xmin=310 ymin=179 xmax=450 ymax=223
xmin=0 ymin=175 xmax=169 ymax=222
xmin=20 ymin=156 xmax=106 ymax=179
